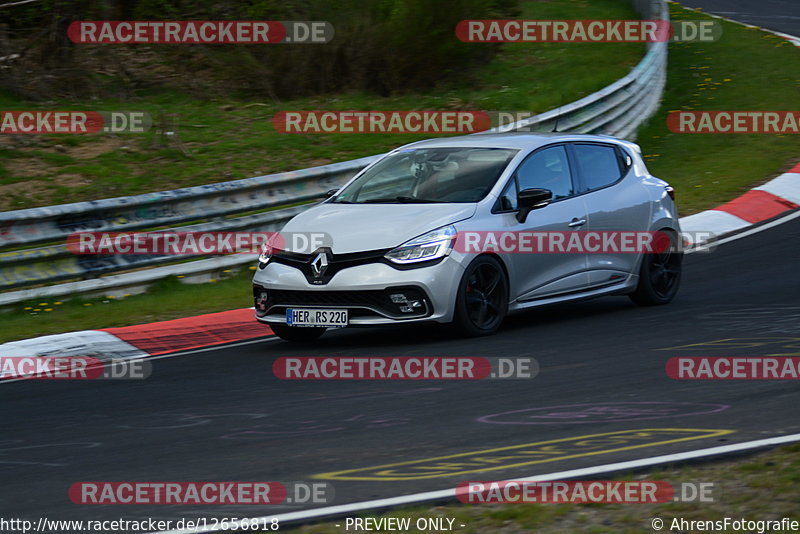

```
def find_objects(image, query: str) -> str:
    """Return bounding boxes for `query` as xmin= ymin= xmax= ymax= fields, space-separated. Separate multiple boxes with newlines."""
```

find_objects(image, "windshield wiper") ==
xmin=362 ymin=196 xmax=443 ymax=204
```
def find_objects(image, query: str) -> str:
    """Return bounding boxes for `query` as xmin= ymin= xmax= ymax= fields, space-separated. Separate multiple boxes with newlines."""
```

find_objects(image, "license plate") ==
xmin=286 ymin=308 xmax=348 ymax=328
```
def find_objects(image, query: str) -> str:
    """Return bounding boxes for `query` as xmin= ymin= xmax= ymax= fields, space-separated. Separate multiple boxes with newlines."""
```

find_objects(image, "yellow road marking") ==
xmin=314 ymin=428 xmax=733 ymax=481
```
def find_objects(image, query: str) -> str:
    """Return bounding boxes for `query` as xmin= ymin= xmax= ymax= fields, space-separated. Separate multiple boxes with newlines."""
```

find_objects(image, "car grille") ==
xmin=271 ymin=248 xmax=391 ymax=285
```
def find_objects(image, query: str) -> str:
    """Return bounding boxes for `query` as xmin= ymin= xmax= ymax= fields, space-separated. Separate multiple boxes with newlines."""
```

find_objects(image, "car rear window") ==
xmin=572 ymin=144 xmax=623 ymax=192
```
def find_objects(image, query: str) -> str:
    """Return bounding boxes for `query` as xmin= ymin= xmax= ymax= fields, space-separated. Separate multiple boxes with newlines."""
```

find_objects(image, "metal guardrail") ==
xmin=0 ymin=0 xmax=667 ymax=306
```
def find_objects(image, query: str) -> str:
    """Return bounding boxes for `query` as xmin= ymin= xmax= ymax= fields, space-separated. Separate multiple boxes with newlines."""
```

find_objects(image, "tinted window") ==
xmin=515 ymin=145 xmax=573 ymax=200
xmin=335 ymin=147 xmax=518 ymax=203
xmin=498 ymin=178 xmax=518 ymax=210
xmin=573 ymin=144 xmax=622 ymax=192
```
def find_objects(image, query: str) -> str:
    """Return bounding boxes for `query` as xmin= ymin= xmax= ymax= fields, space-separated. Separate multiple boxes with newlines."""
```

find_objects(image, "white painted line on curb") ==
xmin=688 ymin=207 xmax=800 ymax=254
xmin=153 ymin=432 xmax=800 ymax=534
xmin=680 ymin=209 xmax=749 ymax=236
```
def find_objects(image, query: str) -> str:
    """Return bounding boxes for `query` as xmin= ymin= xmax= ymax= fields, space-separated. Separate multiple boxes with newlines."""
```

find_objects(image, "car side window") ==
xmin=515 ymin=145 xmax=573 ymax=200
xmin=498 ymin=177 xmax=518 ymax=210
xmin=572 ymin=143 xmax=623 ymax=192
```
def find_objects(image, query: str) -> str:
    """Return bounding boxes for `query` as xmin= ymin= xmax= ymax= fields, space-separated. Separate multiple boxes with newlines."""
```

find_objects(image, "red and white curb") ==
xmin=0 ymin=309 xmax=272 ymax=367
xmin=101 ymin=308 xmax=271 ymax=356
xmin=681 ymin=162 xmax=800 ymax=237
xmin=0 ymin=330 xmax=148 ymax=361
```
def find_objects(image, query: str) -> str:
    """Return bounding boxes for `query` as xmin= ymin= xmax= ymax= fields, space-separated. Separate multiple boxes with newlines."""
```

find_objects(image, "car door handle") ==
xmin=568 ymin=218 xmax=587 ymax=228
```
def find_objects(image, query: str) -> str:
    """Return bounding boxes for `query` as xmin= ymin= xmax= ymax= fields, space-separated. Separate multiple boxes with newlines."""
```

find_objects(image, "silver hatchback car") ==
xmin=253 ymin=133 xmax=681 ymax=341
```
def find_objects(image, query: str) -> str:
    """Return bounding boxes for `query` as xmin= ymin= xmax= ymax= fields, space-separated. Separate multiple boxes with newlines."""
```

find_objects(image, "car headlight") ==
xmin=385 ymin=225 xmax=456 ymax=264
xmin=258 ymin=242 xmax=273 ymax=267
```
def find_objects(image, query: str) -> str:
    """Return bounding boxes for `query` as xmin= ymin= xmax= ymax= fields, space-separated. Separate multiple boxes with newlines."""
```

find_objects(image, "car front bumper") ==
xmin=252 ymin=257 xmax=466 ymax=326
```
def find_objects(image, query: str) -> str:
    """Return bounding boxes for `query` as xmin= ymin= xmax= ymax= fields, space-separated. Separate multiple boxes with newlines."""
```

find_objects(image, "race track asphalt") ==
xmin=677 ymin=0 xmax=800 ymax=35
xmin=3 ymin=213 xmax=799 ymax=525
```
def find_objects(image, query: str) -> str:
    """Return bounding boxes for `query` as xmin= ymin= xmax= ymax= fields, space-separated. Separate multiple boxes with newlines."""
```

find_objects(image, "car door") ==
xmin=568 ymin=142 xmax=653 ymax=287
xmin=496 ymin=144 xmax=590 ymax=301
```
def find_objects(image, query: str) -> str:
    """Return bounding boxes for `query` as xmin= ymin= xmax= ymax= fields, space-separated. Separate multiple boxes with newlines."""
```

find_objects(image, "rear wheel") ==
xmin=453 ymin=256 xmax=509 ymax=337
xmin=269 ymin=323 xmax=327 ymax=342
xmin=629 ymin=230 xmax=682 ymax=305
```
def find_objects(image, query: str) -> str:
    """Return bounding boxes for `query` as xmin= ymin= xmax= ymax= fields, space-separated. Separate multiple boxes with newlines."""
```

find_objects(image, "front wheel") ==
xmin=629 ymin=230 xmax=682 ymax=306
xmin=269 ymin=323 xmax=327 ymax=342
xmin=453 ymin=255 xmax=509 ymax=337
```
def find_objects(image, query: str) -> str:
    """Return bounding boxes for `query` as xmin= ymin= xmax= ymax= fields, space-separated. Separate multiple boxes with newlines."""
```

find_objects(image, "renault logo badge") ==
xmin=311 ymin=251 xmax=329 ymax=279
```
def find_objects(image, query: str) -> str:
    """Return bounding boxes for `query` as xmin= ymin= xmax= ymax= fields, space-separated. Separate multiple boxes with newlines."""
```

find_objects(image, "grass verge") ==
xmin=637 ymin=2 xmax=800 ymax=214
xmin=281 ymin=442 xmax=800 ymax=533
xmin=0 ymin=268 xmax=256 ymax=344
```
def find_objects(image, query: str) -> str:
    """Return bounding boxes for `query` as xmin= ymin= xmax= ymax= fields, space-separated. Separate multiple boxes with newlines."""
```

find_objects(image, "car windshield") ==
xmin=333 ymin=147 xmax=518 ymax=204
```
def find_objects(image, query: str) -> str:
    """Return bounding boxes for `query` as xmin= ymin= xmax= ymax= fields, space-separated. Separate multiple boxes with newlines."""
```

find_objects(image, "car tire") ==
xmin=629 ymin=230 xmax=682 ymax=306
xmin=269 ymin=323 xmax=327 ymax=342
xmin=453 ymin=255 xmax=509 ymax=337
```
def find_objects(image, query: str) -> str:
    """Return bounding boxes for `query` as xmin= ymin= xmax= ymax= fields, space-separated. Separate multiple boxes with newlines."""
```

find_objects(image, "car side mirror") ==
xmin=325 ymin=189 xmax=339 ymax=198
xmin=516 ymin=188 xmax=552 ymax=223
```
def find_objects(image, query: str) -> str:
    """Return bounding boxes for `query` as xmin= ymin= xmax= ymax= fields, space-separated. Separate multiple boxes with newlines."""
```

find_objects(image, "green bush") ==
xmin=2 ymin=0 xmax=519 ymax=99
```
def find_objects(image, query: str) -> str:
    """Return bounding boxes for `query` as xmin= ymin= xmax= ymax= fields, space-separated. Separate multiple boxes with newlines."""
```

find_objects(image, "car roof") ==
xmin=397 ymin=132 xmax=626 ymax=151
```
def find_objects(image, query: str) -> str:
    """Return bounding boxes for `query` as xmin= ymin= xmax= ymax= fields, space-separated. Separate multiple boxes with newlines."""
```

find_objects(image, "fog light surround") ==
xmin=254 ymin=287 xmax=270 ymax=316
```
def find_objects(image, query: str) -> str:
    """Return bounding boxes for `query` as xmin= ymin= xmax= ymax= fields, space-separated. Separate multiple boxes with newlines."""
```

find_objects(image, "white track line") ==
xmin=681 ymin=5 xmax=800 ymax=47
xmin=154 ymin=432 xmax=800 ymax=533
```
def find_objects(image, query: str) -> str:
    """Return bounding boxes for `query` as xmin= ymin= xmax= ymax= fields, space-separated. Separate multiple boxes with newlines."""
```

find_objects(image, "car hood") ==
xmin=279 ymin=202 xmax=477 ymax=254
